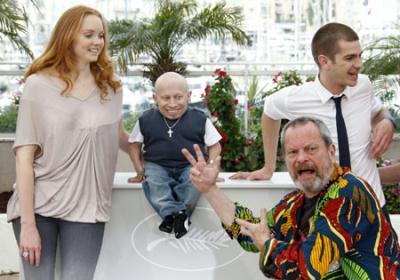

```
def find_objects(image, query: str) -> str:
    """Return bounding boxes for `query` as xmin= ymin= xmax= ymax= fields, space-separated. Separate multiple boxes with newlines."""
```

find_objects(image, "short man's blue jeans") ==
xmin=143 ymin=162 xmax=201 ymax=219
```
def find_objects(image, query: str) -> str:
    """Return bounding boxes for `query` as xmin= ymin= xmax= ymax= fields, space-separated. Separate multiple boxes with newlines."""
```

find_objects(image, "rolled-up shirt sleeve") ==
xmin=128 ymin=120 xmax=144 ymax=143
xmin=370 ymin=92 xmax=383 ymax=119
xmin=204 ymin=118 xmax=222 ymax=146
xmin=263 ymin=86 xmax=296 ymax=120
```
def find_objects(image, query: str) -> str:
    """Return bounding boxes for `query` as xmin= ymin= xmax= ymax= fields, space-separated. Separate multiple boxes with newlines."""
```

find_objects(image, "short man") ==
xmin=128 ymin=72 xmax=221 ymax=238
xmin=231 ymin=23 xmax=395 ymax=215
xmin=183 ymin=117 xmax=400 ymax=279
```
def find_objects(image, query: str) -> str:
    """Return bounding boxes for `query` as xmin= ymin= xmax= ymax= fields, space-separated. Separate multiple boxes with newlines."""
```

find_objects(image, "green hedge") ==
xmin=0 ymin=105 xmax=17 ymax=133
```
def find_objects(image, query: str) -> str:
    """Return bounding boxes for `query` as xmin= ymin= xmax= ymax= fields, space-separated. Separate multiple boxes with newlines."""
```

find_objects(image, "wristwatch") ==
xmin=384 ymin=115 xmax=397 ymax=129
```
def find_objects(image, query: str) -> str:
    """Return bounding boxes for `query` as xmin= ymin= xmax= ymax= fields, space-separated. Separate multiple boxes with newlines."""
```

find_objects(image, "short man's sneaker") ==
xmin=159 ymin=215 xmax=174 ymax=233
xmin=173 ymin=212 xmax=190 ymax=239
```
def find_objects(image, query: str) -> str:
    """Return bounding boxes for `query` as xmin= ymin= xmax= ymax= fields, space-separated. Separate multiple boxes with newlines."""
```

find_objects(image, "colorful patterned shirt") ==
xmin=225 ymin=164 xmax=400 ymax=279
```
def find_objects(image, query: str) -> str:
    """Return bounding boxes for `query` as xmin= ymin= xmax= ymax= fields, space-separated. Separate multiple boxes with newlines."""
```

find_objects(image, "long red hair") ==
xmin=25 ymin=5 xmax=121 ymax=99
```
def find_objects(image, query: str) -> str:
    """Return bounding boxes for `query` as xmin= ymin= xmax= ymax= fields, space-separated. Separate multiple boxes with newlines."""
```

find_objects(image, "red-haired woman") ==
xmin=6 ymin=5 xmax=128 ymax=279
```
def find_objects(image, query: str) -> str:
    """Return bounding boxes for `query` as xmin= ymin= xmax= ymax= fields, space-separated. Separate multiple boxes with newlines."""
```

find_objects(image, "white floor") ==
xmin=0 ymin=215 xmax=19 ymax=274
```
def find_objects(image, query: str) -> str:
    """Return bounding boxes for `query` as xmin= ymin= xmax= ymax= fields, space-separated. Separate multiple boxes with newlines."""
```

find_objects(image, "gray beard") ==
xmin=295 ymin=176 xmax=323 ymax=193
xmin=294 ymin=163 xmax=334 ymax=194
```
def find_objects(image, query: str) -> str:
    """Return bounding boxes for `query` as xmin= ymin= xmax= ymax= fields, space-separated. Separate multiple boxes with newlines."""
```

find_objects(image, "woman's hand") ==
xmin=20 ymin=222 xmax=41 ymax=266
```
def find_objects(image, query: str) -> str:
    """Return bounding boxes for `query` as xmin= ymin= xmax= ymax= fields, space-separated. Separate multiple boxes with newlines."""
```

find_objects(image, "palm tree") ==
xmin=0 ymin=0 xmax=34 ymax=59
xmin=108 ymin=0 xmax=249 ymax=84
xmin=362 ymin=36 xmax=400 ymax=80
xmin=362 ymin=35 xmax=400 ymax=111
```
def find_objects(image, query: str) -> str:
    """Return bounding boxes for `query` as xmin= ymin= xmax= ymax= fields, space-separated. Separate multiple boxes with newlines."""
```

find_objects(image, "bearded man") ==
xmin=182 ymin=117 xmax=400 ymax=279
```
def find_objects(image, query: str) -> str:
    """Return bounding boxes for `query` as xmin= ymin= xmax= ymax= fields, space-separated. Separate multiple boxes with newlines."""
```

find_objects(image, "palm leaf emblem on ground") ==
xmin=147 ymin=228 xmax=230 ymax=254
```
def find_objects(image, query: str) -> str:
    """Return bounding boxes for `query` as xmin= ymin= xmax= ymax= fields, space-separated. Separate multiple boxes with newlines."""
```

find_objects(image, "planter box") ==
xmin=1 ymin=132 xmax=400 ymax=190
xmin=1 ymin=173 xmax=400 ymax=279
xmin=0 ymin=138 xmax=15 ymax=193
xmin=0 ymin=214 xmax=19 ymax=274
xmin=392 ymin=215 xmax=400 ymax=235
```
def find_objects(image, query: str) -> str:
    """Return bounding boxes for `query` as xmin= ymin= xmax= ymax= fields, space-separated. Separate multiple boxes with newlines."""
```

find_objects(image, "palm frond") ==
xmin=0 ymin=0 xmax=33 ymax=58
xmin=186 ymin=3 xmax=249 ymax=45
xmin=362 ymin=35 xmax=400 ymax=108
xmin=108 ymin=0 xmax=249 ymax=83
xmin=109 ymin=19 xmax=157 ymax=71
xmin=362 ymin=36 xmax=400 ymax=80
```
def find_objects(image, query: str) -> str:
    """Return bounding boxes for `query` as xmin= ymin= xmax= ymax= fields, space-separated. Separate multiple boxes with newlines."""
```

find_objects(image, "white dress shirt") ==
xmin=264 ymin=74 xmax=385 ymax=205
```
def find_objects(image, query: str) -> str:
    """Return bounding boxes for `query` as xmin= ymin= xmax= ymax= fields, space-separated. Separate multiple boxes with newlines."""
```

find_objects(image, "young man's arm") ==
xmin=379 ymin=162 xmax=400 ymax=185
xmin=370 ymin=107 xmax=394 ymax=159
xmin=230 ymin=114 xmax=281 ymax=180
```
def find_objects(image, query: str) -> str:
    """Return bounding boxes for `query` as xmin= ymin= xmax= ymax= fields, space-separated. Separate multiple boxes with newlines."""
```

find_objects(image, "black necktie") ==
xmin=332 ymin=96 xmax=351 ymax=169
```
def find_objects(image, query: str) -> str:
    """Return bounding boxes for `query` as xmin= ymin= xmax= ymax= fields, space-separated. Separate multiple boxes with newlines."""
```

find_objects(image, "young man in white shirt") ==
xmin=231 ymin=22 xmax=395 ymax=214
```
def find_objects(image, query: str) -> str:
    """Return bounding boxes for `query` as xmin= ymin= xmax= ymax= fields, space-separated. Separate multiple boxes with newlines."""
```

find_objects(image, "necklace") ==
xmin=163 ymin=117 xmax=181 ymax=137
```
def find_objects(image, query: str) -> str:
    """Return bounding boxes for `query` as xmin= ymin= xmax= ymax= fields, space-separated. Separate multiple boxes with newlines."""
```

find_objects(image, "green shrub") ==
xmin=124 ymin=111 xmax=141 ymax=132
xmin=204 ymin=69 xmax=306 ymax=172
xmin=205 ymin=69 xmax=247 ymax=171
xmin=0 ymin=105 xmax=17 ymax=133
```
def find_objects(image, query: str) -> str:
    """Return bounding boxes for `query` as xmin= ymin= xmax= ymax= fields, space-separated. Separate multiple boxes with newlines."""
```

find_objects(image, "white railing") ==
xmin=0 ymin=61 xmax=318 ymax=76
xmin=0 ymin=62 xmax=319 ymax=136
xmin=1 ymin=62 xmax=399 ymax=134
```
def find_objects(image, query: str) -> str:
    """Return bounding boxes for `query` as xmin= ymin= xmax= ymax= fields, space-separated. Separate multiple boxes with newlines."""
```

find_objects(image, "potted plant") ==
xmin=204 ymin=69 xmax=246 ymax=171
xmin=362 ymin=35 xmax=400 ymax=119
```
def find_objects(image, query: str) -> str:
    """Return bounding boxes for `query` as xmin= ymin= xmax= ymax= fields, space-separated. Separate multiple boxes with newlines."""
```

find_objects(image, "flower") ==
xmin=212 ymin=68 xmax=221 ymax=77
xmin=214 ymin=68 xmax=227 ymax=78
xmin=272 ymin=71 xmax=282 ymax=83
xmin=390 ymin=188 xmax=400 ymax=197
xmin=219 ymin=70 xmax=227 ymax=78
xmin=204 ymin=84 xmax=211 ymax=95
xmin=219 ymin=130 xmax=229 ymax=142
xmin=233 ymin=98 xmax=239 ymax=105
xmin=246 ymin=138 xmax=253 ymax=146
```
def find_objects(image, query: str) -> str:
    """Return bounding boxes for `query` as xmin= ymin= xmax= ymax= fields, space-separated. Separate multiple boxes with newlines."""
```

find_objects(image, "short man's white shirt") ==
xmin=129 ymin=118 xmax=221 ymax=147
xmin=264 ymin=74 xmax=385 ymax=205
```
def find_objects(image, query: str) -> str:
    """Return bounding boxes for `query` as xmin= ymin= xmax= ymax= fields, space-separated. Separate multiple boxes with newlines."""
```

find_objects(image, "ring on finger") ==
xmin=22 ymin=250 xmax=29 ymax=258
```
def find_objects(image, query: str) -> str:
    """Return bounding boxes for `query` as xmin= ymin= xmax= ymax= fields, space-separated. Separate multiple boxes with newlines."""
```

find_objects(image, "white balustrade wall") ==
xmin=1 ymin=172 xmax=400 ymax=279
